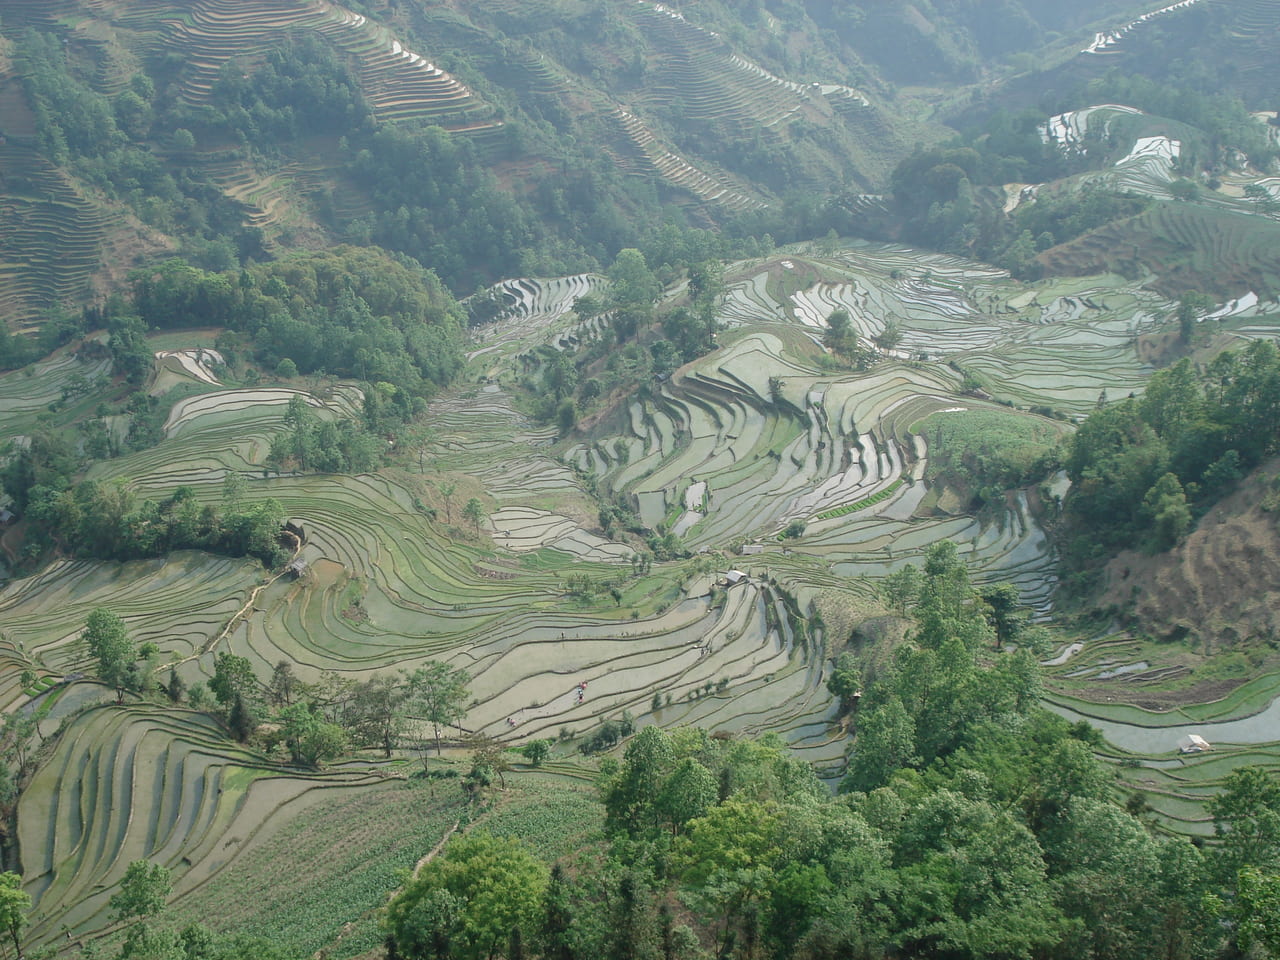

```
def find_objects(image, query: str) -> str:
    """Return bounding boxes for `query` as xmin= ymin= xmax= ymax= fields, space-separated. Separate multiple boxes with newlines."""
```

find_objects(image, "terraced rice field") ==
xmin=569 ymin=245 xmax=1169 ymax=575
xmin=0 ymin=553 xmax=260 ymax=673
xmin=545 ymin=0 xmax=890 ymax=208
xmin=1043 ymin=104 xmax=1146 ymax=150
xmin=0 ymin=364 xmax=815 ymax=753
xmin=629 ymin=1 xmax=808 ymax=134
xmin=150 ymin=348 xmax=226 ymax=397
xmin=1082 ymin=0 xmax=1205 ymax=54
xmin=123 ymin=0 xmax=493 ymax=128
xmin=191 ymin=154 xmax=300 ymax=229
xmin=1043 ymin=102 xmax=1280 ymax=225
xmin=719 ymin=245 xmax=1165 ymax=409
xmin=160 ymin=773 xmax=465 ymax=955
xmin=1036 ymin=103 xmax=1280 ymax=298
xmin=18 ymin=704 xmax=399 ymax=946
xmin=5 ymin=402 xmax=841 ymax=951
xmin=467 ymin=274 xmax=606 ymax=363
xmin=1041 ymin=200 xmax=1280 ymax=299
xmin=7 ymin=238 xmax=1280 ymax=945
xmin=0 ymin=142 xmax=107 ymax=327
xmin=1042 ymin=649 xmax=1280 ymax=835
xmin=0 ymin=348 xmax=112 ymax=436
xmin=610 ymin=108 xmax=764 ymax=211
xmin=488 ymin=506 xmax=634 ymax=562
xmin=167 ymin=772 xmax=598 ymax=955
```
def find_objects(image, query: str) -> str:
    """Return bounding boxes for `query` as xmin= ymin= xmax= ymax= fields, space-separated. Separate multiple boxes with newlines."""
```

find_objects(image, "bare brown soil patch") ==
xmin=0 ymin=74 xmax=36 ymax=138
xmin=1135 ymin=329 xmax=1184 ymax=368
xmin=1036 ymin=206 xmax=1280 ymax=301
xmin=1124 ymin=677 xmax=1257 ymax=712
xmin=1136 ymin=329 xmax=1260 ymax=369
xmin=1100 ymin=457 xmax=1280 ymax=650
xmin=89 ymin=215 xmax=177 ymax=301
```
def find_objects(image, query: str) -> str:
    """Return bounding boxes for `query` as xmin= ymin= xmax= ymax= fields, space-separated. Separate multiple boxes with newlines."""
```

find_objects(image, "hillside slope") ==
xmin=0 ymin=0 xmax=1200 ymax=329
xmin=1101 ymin=458 xmax=1280 ymax=648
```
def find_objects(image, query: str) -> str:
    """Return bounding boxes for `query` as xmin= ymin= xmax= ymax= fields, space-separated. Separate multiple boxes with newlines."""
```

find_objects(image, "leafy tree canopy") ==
xmin=385 ymin=833 xmax=547 ymax=960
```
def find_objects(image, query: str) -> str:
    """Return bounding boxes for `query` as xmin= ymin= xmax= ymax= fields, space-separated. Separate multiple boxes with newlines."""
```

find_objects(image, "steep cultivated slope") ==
xmin=4 ymin=0 xmax=1266 ymax=333
xmin=1100 ymin=458 xmax=1280 ymax=649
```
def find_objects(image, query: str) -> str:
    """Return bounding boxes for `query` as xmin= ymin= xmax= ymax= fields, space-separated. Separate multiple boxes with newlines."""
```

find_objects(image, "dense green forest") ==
xmin=19 ymin=477 xmax=287 ymax=568
xmin=1063 ymin=339 xmax=1280 ymax=570
xmin=135 ymin=248 xmax=467 ymax=398
xmin=10 ymin=23 xmax=760 ymax=293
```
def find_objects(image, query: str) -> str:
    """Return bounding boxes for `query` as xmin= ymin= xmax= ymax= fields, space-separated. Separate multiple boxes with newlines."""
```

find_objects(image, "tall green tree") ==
xmin=347 ymin=673 xmax=410 ymax=757
xmin=540 ymin=864 xmax=576 ymax=960
xmin=827 ymin=654 xmax=863 ymax=716
xmin=462 ymin=498 xmax=487 ymax=534
xmin=1139 ymin=359 xmax=1201 ymax=439
xmin=438 ymin=481 xmax=457 ymax=525
xmin=677 ymin=798 xmax=782 ymax=958
xmin=405 ymin=662 xmax=471 ymax=759
xmin=0 ymin=872 xmax=30 ymax=960
xmin=267 ymin=660 xmax=299 ymax=709
xmin=888 ymin=790 xmax=1064 ymax=959
xmin=221 ymin=471 xmax=245 ymax=512
xmin=108 ymin=315 xmax=153 ymax=384
xmin=608 ymin=249 xmax=660 ymax=310
xmin=603 ymin=725 xmax=675 ymax=835
xmin=979 ymin=583 xmax=1023 ymax=649
xmin=686 ymin=260 xmax=723 ymax=308
xmin=276 ymin=703 xmax=346 ymax=766
xmin=606 ymin=869 xmax=656 ymax=960
xmin=229 ymin=693 xmax=255 ymax=743
xmin=1211 ymin=767 xmax=1280 ymax=882
xmin=1230 ymin=866 xmax=1280 ymax=958
xmin=209 ymin=652 xmax=259 ymax=709
xmin=841 ymin=696 xmax=919 ymax=793
xmin=110 ymin=859 xmax=175 ymax=958
xmin=1142 ymin=472 xmax=1191 ymax=550
xmin=1175 ymin=292 xmax=1211 ymax=344
xmin=914 ymin=540 xmax=990 ymax=652
xmin=656 ymin=757 xmax=718 ymax=836
xmin=386 ymin=888 xmax=460 ymax=960
xmin=81 ymin=608 xmax=139 ymax=701
xmin=881 ymin=565 xmax=921 ymax=617
xmin=110 ymin=861 xmax=171 ymax=925
xmin=823 ymin=309 xmax=858 ymax=357
xmin=607 ymin=248 xmax=660 ymax=341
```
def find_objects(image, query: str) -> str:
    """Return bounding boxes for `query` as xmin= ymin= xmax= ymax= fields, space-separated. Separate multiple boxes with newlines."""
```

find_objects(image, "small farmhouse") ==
xmin=1178 ymin=734 xmax=1210 ymax=754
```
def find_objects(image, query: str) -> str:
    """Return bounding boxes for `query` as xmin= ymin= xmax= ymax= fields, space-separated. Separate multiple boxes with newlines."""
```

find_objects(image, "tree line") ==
xmin=8 ymin=463 xmax=289 ymax=568
xmin=0 ymin=247 xmax=467 ymax=573
xmin=129 ymin=247 xmax=467 ymax=403
xmin=265 ymin=394 xmax=382 ymax=475
xmin=79 ymin=606 xmax=474 ymax=769
xmin=1063 ymin=339 xmax=1280 ymax=572
xmin=888 ymin=130 xmax=1149 ymax=278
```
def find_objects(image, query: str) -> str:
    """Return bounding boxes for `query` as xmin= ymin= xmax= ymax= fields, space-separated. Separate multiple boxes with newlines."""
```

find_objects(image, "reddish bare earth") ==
xmin=1101 ymin=458 xmax=1280 ymax=649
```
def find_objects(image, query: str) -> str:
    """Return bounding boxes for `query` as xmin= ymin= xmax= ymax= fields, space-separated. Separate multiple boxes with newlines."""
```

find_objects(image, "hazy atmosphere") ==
xmin=0 ymin=1 xmax=1278 ymax=958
